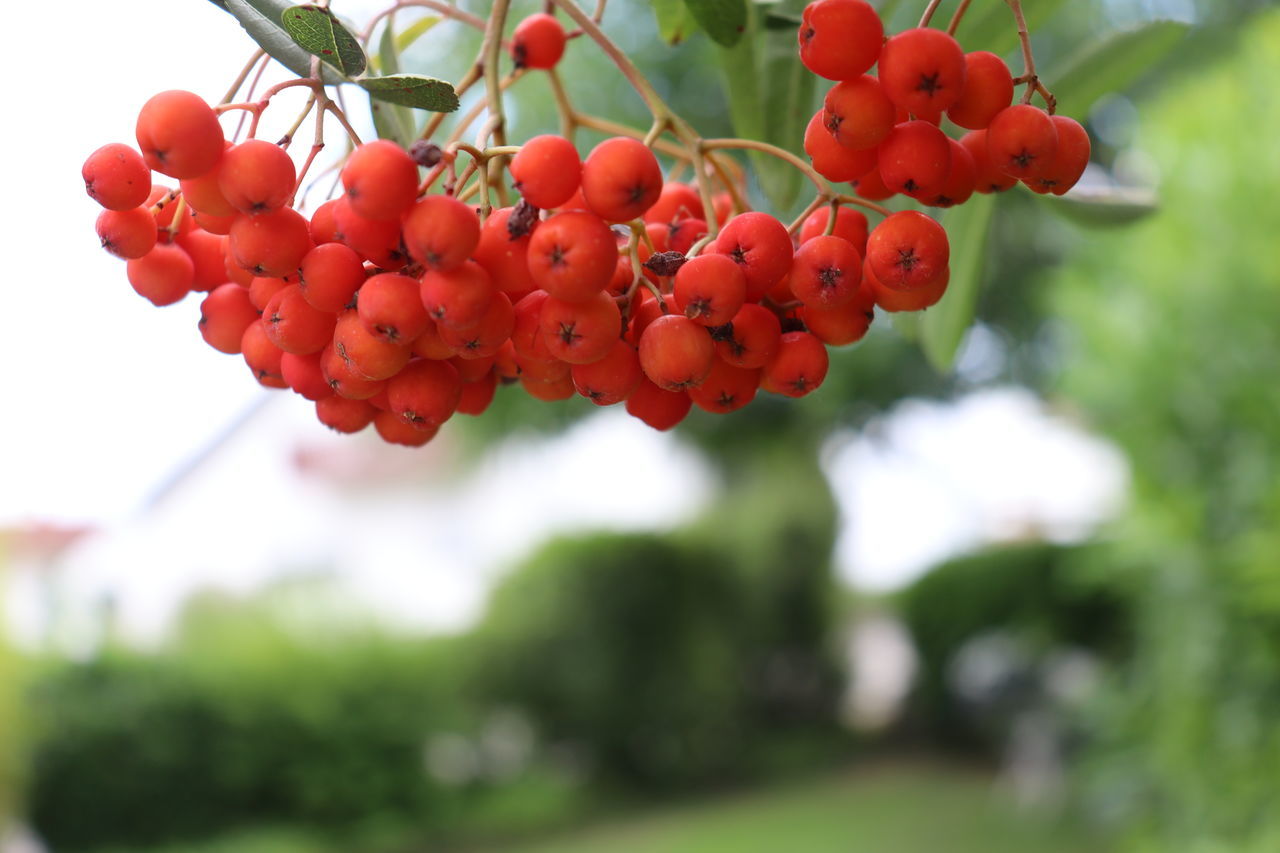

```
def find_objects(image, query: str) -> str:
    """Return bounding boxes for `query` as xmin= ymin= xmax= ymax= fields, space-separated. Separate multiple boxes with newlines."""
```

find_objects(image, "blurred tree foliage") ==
xmin=1046 ymin=11 xmax=1280 ymax=849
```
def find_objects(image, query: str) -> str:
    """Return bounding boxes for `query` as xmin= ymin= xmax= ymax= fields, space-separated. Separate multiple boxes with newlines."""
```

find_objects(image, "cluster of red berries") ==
xmin=84 ymin=86 xmax=883 ymax=444
xmin=798 ymin=0 xmax=1090 ymax=309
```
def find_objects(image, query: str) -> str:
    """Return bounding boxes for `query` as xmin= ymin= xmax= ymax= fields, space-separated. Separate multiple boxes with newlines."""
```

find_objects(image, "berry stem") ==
xmin=360 ymin=0 xmax=487 ymax=41
xmin=481 ymin=0 xmax=512 ymax=152
xmin=832 ymin=193 xmax=893 ymax=218
xmin=1005 ymin=0 xmax=1057 ymax=113
xmin=277 ymin=92 xmax=318 ymax=149
xmin=787 ymin=196 xmax=827 ymax=235
xmin=946 ymin=0 xmax=973 ymax=35
xmin=918 ymin=0 xmax=944 ymax=28
xmin=700 ymin=137 xmax=832 ymax=199
xmin=546 ymin=67 xmax=579 ymax=141
xmin=221 ymin=48 xmax=266 ymax=105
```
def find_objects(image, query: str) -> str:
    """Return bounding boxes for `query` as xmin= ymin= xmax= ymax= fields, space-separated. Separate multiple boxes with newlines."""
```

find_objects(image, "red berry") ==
xmin=332 ymin=310 xmax=411 ymax=381
xmin=387 ymin=358 xmax=461 ymax=431
xmin=402 ymin=194 xmax=481 ymax=271
xmin=804 ymin=110 xmax=878 ymax=183
xmin=217 ymin=139 xmax=296 ymax=214
xmin=281 ymin=351 xmax=333 ymax=401
xmin=457 ymin=370 xmax=497 ymax=416
xmin=83 ymin=143 xmax=151 ymax=210
xmin=823 ymin=76 xmax=896 ymax=150
xmin=799 ymin=285 xmax=875 ymax=345
xmin=673 ymin=253 xmax=747 ymax=327
xmin=987 ymin=104 xmax=1058 ymax=180
xmin=878 ymin=120 xmax=951 ymax=196
xmin=878 ymin=28 xmax=967 ymax=115
xmin=538 ymin=291 xmax=622 ymax=365
xmin=374 ymin=410 xmax=439 ymax=446
xmin=316 ymin=395 xmax=375 ymax=433
xmin=639 ymin=314 xmax=715 ymax=391
xmin=866 ymin=258 xmax=948 ymax=311
xmin=761 ymin=331 xmax=829 ymax=397
xmin=473 ymin=206 xmax=540 ymax=298
xmin=199 ymin=283 xmax=260 ymax=353
xmin=341 ymin=140 xmax=419 ymax=221
xmin=914 ymin=138 xmax=976 ymax=208
xmin=242 ymin=319 xmax=288 ymax=388
xmin=526 ymin=211 xmax=617 ymax=302
xmin=688 ymin=358 xmax=759 ymax=414
xmin=229 ymin=207 xmax=312 ymax=277
xmin=947 ymin=52 xmax=1014 ymax=130
xmin=581 ymin=137 xmax=663 ymax=223
xmin=127 ymin=243 xmax=194 ymax=306
xmin=421 ymin=260 xmax=495 ymax=331
xmin=135 ymin=90 xmax=225 ymax=179
xmin=714 ymin=303 xmax=782 ymax=369
xmin=798 ymin=0 xmax=883 ymax=81
xmin=97 ymin=207 xmax=158 ymax=259
xmin=262 ymin=284 xmax=336 ymax=355
xmin=438 ymin=291 xmax=515 ymax=359
xmin=644 ymin=183 xmax=705 ymax=226
xmin=866 ymin=210 xmax=949 ymax=292
xmin=799 ymin=206 xmax=868 ymax=255
xmin=789 ymin=234 xmax=863 ymax=308
xmin=625 ymin=378 xmax=692 ymax=431
xmin=358 ymin=273 xmax=429 ymax=344
xmin=572 ymin=339 xmax=643 ymax=405
xmin=1026 ymin=115 xmax=1090 ymax=195
xmin=511 ymin=13 xmax=567 ymax=69
xmin=510 ymin=135 xmax=582 ymax=210
xmin=332 ymin=198 xmax=406 ymax=268
xmin=299 ymin=243 xmax=365 ymax=313
xmin=961 ymin=130 xmax=1018 ymax=193
xmin=713 ymin=212 xmax=794 ymax=303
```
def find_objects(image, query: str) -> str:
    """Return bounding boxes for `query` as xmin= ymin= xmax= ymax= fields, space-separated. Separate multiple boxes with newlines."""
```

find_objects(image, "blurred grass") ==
xmin=117 ymin=761 xmax=1106 ymax=853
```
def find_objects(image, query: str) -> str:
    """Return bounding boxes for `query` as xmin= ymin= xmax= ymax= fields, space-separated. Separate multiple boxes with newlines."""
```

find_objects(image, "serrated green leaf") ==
xmin=281 ymin=5 xmax=367 ymax=77
xmin=222 ymin=0 xmax=344 ymax=82
xmin=357 ymin=74 xmax=459 ymax=112
xmin=652 ymin=0 xmax=699 ymax=45
xmin=369 ymin=14 xmax=418 ymax=145
xmin=921 ymin=193 xmax=996 ymax=371
xmin=1051 ymin=21 xmax=1189 ymax=118
xmin=686 ymin=0 xmax=747 ymax=47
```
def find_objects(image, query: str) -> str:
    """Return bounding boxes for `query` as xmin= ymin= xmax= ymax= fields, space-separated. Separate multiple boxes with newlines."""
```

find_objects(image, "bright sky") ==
xmin=3 ymin=1 xmax=1130 ymax=642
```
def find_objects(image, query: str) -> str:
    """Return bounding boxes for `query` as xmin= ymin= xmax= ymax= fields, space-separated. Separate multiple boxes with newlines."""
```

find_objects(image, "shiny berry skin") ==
xmin=217 ymin=139 xmax=296 ymax=214
xmin=421 ymin=260 xmax=496 ymax=331
xmin=538 ymin=291 xmax=622 ymax=365
xmin=473 ymin=206 xmax=539 ymax=297
xmin=374 ymin=410 xmax=438 ymax=446
xmin=358 ymin=273 xmax=429 ymax=343
xmin=866 ymin=259 xmax=948 ymax=312
xmin=510 ymin=135 xmax=582 ymax=210
xmin=798 ymin=0 xmax=883 ymax=81
xmin=877 ymin=28 xmax=967 ymax=116
xmin=526 ymin=211 xmax=617 ymax=302
xmin=804 ymin=110 xmax=878 ymax=183
xmin=457 ymin=370 xmax=497 ymax=416
xmin=625 ymin=378 xmax=692 ymax=431
xmin=799 ymin=206 xmax=868 ymax=255
xmin=316 ymin=396 xmax=375 ymax=433
xmin=639 ymin=314 xmax=715 ymax=392
xmin=281 ymin=351 xmax=333 ymax=401
xmin=761 ymin=331 xmax=829 ymax=398
xmin=914 ymin=138 xmax=976 ymax=208
xmin=713 ymin=303 xmax=782 ymax=370
xmin=135 ymin=90 xmax=225 ymax=179
xmin=83 ymin=143 xmax=151 ymax=210
xmin=799 ymin=283 xmax=875 ymax=346
xmin=332 ymin=198 xmax=406 ymax=268
xmin=97 ymin=207 xmax=157 ymax=259
xmin=790 ymin=234 xmax=863 ymax=308
xmin=961 ymin=130 xmax=1017 ymax=193
xmin=511 ymin=13 xmax=566 ymax=69
xmin=572 ymin=339 xmax=643 ymax=405
xmin=242 ymin=319 xmax=288 ymax=388
xmin=402 ymin=194 xmax=481 ymax=271
xmin=580 ymin=137 xmax=663 ymax=224
xmin=341 ymin=140 xmax=419 ymax=221
xmin=1026 ymin=115 xmax=1090 ymax=195
xmin=713 ymin=212 xmax=794 ymax=303
xmin=987 ymin=104 xmax=1058 ymax=180
xmin=262 ymin=285 xmax=335 ymax=355
xmin=298 ymin=243 xmax=365 ymax=313
xmin=127 ymin=243 xmax=194 ymax=306
xmin=688 ymin=359 xmax=759 ymax=414
xmin=438 ymin=291 xmax=515 ymax=359
xmin=823 ymin=76 xmax=895 ymax=150
xmin=387 ymin=359 xmax=461 ymax=431
xmin=229 ymin=207 xmax=312 ymax=278
xmin=644 ymin=183 xmax=704 ymax=226
xmin=878 ymin=120 xmax=952 ymax=197
xmin=199 ymin=283 xmax=260 ymax=354
xmin=673 ymin=254 xmax=747 ymax=327
xmin=946 ymin=52 xmax=1014 ymax=130
xmin=866 ymin=210 xmax=949 ymax=292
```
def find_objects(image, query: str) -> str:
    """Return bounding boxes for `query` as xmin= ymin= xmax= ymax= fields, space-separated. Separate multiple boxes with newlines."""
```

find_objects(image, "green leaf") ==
xmin=357 ymin=74 xmax=459 ymax=112
xmin=1051 ymin=20 xmax=1189 ymax=118
xmin=757 ymin=5 xmax=813 ymax=210
xmin=369 ymin=14 xmax=418 ymax=146
xmin=921 ymin=192 xmax=996 ymax=371
xmin=652 ymin=0 xmax=699 ymax=45
xmin=951 ymin=0 xmax=1068 ymax=56
xmin=1044 ymin=184 xmax=1159 ymax=227
xmin=686 ymin=0 xmax=748 ymax=47
xmin=221 ymin=0 xmax=343 ymax=83
xmin=892 ymin=311 xmax=921 ymax=342
xmin=281 ymin=5 xmax=367 ymax=77
xmin=395 ymin=14 xmax=440 ymax=53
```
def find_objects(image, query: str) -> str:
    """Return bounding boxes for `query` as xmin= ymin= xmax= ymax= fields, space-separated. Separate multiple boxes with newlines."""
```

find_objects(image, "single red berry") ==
xmin=824 ymin=76 xmax=896 ymax=150
xmin=242 ymin=319 xmax=288 ymax=389
xmin=341 ymin=139 xmax=419 ymax=221
xmin=332 ymin=198 xmax=406 ymax=268
xmin=217 ymin=139 xmax=296 ymax=214
xmin=625 ymin=378 xmax=692 ymax=431
xmin=865 ymin=257 xmax=948 ymax=311
xmin=374 ymin=410 xmax=439 ymax=446
xmin=411 ymin=317 xmax=457 ymax=361
xmin=790 ymin=234 xmax=863 ymax=308
xmin=420 ymin=260 xmax=496 ymax=331
xmin=878 ymin=120 xmax=952 ymax=197
xmin=199 ymin=283 xmax=260 ymax=353
xmin=798 ymin=0 xmax=883 ymax=81
xmin=321 ymin=343 xmax=387 ymax=400
xmin=248 ymin=275 xmax=293 ymax=312
xmin=761 ymin=331 xmax=829 ymax=397
xmin=714 ymin=303 xmax=782 ymax=369
xmin=387 ymin=358 xmax=461 ymax=431
xmin=176 ymin=229 xmax=230 ymax=292
xmin=299 ymin=242 xmax=365 ymax=313
xmin=673 ymin=253 xmax=748 ymax=327
xmin=332 ymin=310 xmax=411 ymax=381
xmin=987 ymin=104 xmax=1058 ymax=180
xmin=1026 ymin=115 xmax=1090 ymax=195
xmin=450 ymin=355 xmax=496 ymax=382
xmin=263 ymin=284 xmax=336 ymax=354
xmin=639 ymin=314 xmax=715 ymax=391
xmin=135 ymin=90 xmax=225 ymax=179
xmin=914 ymin=138 xmax=976 ymax=208
xmin=799 ymin=283 xmax=876 ymax=345
xmin=127 ymin=243 xmax=194 ymax=306
xmin=526 ymin=210 xmax=617 ymax=302
xmin=511 ymin=13 xmax=566 ymax=69
xmin=180 ymin=145 xmax=236 ymax=217
xmin=853 ymin=166 xmax=895 ymax=201
xmin=83 ymin=143 xmax=151 ymax=210
xmin=229 ymin=207 xmax=313 ymax=277
xmin=97 ymin=207 xmax=158 ymax=259
xmin=538 ymin=290 xmax=622 ymax=365
xmin=581 ymin=137 xmax=663 ymax=223
xmin=866 ymin=210 xmax=949 ymax=292
xmin=438 ymin=291 xmax=515 ymax=359
xmin=804 ymin=110 xmax=878 ymax=183
xmin=281 ymin=351 xmax=333 ymax=401
xmin=510 ymin=135 xmax=582 ymax=210
xmin=878 ymin=28 xmax=967 ymax=115
xmin=309 ymin=198 xmax=342 ymax=244
xmin=316 ymin=395 xmax=375 ymax=433
xmin=667 ymin=218 xmax=709 ymax=256
xmin=511 ymin=290 xmax=558 ymax=362
xmin=713 ymin=212 xmax=794 ymax=303
xmin=473 ymin=205 xmax=540 ymax=298
xmin=644 ymin=183 xmax=705 ymax=226
xmin=947 ymin=52 xmax=1014 ymax=130
xmin=358 ymin=273 xmax=429 ymax=343
xmin=572 ymin=339 xmax=643 ymax=405
xmin=402 ymin=194 xmax=481 ymax=271
xmin=688 ymin=358 xmax=760 ymax=414
xmin=457 ymin=370 xmax=497 ymax=416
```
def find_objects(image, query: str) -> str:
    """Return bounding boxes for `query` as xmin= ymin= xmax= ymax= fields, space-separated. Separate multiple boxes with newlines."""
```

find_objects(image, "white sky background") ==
xmin=2 ymin=1 xmax=1130 ymax=641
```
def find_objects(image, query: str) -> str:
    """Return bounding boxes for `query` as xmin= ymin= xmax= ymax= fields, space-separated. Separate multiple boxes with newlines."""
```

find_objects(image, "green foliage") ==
xmin=355 ymin=73 xmax=459 ymax=112
xmin=1047 ymin=11 xmax=1280 ymax=848
xmin=685 ymin=0 xmax=747 ymax=47
xmin=280 ymin=5 xmax=367 ymax=77
xmin=1050 ymin=21 xmax=1190 ymax=120
xmin=898 ymin=543 xmax=1128 ymax=748
xmin=921 ymin=192 xmax=996 ymax=370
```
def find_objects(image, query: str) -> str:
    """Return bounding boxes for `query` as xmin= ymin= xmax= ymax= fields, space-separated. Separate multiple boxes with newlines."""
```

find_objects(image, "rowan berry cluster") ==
xmin=83 ymin=0 xmax=1089 ymax=446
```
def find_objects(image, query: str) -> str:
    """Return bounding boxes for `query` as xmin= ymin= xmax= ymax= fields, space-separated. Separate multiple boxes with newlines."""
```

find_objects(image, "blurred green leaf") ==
xmin=222 ymin=0 xmax=343 ymax=82
xmin=757 ymin=1 xmax=814 ymax=209
xmin=369 ymin=14 xmax=419 ymax=145
xmin=686 ymin=0 xmax=748 ymax=47
xmin=892 ymin=311 xmax=921 ymax=341
xmin=652 ymin=0 xmax=699 ymax=44
xmin=1045 ymin=184 xmax=1159 ymax=227
xmin=1051 ymin=20 xmax=1190 ymax=117
xmin=281 ymin=5 xmax=367 ymax=77
xmin=395 ymin=14 xmax=440 ymax=53
xmin=952 ymin=0 xmax=1068 ymax=57
xmin=357 ymin=74 xmax=459 ymax=112
xmin=921 ymin=192 xmax=996 ymax=371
